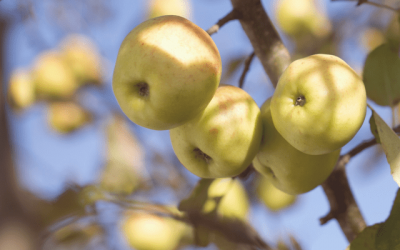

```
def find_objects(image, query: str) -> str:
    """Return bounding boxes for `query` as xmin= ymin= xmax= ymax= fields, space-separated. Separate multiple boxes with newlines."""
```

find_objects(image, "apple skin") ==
xmin=147 ymin=0 xmax=191 ymax=20
xmin=113 ymin=15 xmax=221 ymax=130
xmin=122 ymin=212 xmax=187 ymax=250
xmin=256 ymin=174 xmax=296 ymax=211
xmin=170 ymin=85 xmax=262 ymax=178
xmin=203 ymin=178 xmax=249 ymax=220
xmin=253 ymin=98 xmax=340 ymax=195
xmin=60 ymin=34 xmax=103 ymax=86
xmin=7 ymin=69 xmax=36 ymax=110
xmin=32 ymin=51 xmax=78 ymax=99
xmin=48 ymin=101 xmax=91 ymax=134
xmin=276 ymin=0 xmax=331 ymax=38
xmin=271 ymin=54 xmax=367 ymax=155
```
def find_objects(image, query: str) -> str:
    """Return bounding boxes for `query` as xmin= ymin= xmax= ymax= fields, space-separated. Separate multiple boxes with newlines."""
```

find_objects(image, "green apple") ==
xmin=276 ymin=0 xmax=331 ymax=38
xmin=203 ymin=178 xmax=249 ymax=220
xmin=170 ymin=85 xmax=262 ymax=178
xmin=59 ymin=34 xmax=103 ymax=86
xmin=113 ymin=15 xmax=221 ymax=130
xmin=32 ymin=51 xmax=79 ymax=99
xmin=256 ymin=174 xmax=296 ymax=211
xmin=271 ymin=54 xmax=367 ymax=155
xmin=254 ymin=98 xmax=340 ymax=195
xmin=122 ymin=212 xmax=187 ymax=250
xmin=7 ymin=68 xmax=36 ymax=110
xmin=147 ymin=0 xmax=191 ymax=20
xmin=47 ymin=101 xmax=91 ymax=133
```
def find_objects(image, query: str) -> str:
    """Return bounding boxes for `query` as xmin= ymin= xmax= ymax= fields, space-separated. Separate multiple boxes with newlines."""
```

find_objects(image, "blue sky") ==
xmin=2 ymin=0 xmax=399 ymax=249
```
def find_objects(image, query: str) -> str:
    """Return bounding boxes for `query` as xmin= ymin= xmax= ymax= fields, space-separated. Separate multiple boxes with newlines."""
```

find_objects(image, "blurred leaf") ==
xmin=222 ymin=56 xmax=246 ymax=81
xmin=37 ymin=187 xmax=86 ymax=227
xmin=370 ymin=109 xmax=400 ymax=186
xmin=100 ymin=115 xmax=146 ymax=195
xmin=363 ymin=43 xmax=400 ymax=106
xmin=375 ymin=188 xmax=400 ymax=250
xmin=346 ymin=223 xmax=382 ymax=250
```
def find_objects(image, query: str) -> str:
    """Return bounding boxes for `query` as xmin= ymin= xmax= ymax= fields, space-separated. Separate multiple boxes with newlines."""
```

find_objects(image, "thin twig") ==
xmin=207 ymin=9 xmax=241 ymax=36
xmin=239 ymin=52 xmax=255 ymax=89
xmin=332 ymin=0 xmax=399 ymax=13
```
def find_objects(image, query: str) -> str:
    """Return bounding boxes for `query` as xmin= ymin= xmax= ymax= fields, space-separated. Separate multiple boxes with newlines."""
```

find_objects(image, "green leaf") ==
xmin=346 ymin=223 xmax=382 ymax=250
xmin=370 ymin=108 xmax=400 ymax=186
xmin=375 ymin=188 xmax=400 ymax=250
xmin=363 ymin=43 xmax=400 ymax=106
xmin=369 ymin=114 xmax=381 ymax=144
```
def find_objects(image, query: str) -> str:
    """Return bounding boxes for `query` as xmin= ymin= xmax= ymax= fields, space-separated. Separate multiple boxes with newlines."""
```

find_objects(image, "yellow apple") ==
xmin=256 ymin=174 xmax=296 ymax=211
xmin=113 ymin=15 xmax=221 ymax=130
xmin=271 ymin=54 xmax=367 ymax=155
xmin=170 ymin=85 xmax=262 ymax=178
xmin=32 ymin=51 xmax=78 ymax=99
xmin=360 ymin=28 xmax=385 ymax=51
xmin=122 ymin=212 xmax=187 ymax=250
xmin=254 ymin=98 xmax=340 ymax=195
xmin=203 ymin=178 xmax=249 ymax=220
xmin=47 ymin=101 xmax=91 ymax=133
xmin=59 ymin=34 xmax=103 ymax=85
xmin=7 ymin=68 xmax=36 ymax=110
xmin=147 ymin=0 xmax=191 ymax=20
xmin=276 ymin=0 xmax=331 ymax=38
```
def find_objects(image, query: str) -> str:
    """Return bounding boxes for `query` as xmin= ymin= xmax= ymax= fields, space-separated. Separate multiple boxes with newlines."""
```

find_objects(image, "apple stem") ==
xmin=193 ymin=148 xmax=212 ymax=164
xmin=295 ymin=95 xmax=305 ymax=106
xmin=136 ymin=82 xmax=149 ymax=97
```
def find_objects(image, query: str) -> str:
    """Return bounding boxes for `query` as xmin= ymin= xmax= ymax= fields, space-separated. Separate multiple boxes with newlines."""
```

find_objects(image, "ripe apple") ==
xmin=122 ymin=212 xmax=187 ymax=250
xmin=271 ymin=54 xmax=367 ymax=155
xmin=276 ymin=0 xmax=331 ymax=38
xmin=113 ymin=15 xmax=222 ymax=130
xmin=254 ymin=98 xmax=340 ymax=195
xmin=147 ymin=0 xmax=191 ymax=20
xmin=7 ymin=68 xmax=36 ymax=110
xmin=203 ymin=178 xmax=249 ymax=220
xmin=256 ymin=174 xmax=296 ymax=211
xmin=47 ymin=101 xmax=91 ymax=133
xmin=170 ymin=85 xmax=262 ymax=178
xmin=32 ymin=51 xmax=78 ymax=99
xmin=59 ymin=34 xmax=103 ymax=85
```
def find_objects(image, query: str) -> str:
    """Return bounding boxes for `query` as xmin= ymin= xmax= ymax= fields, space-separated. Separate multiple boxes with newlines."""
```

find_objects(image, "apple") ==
xmin=254 ymin=98 xmax=340 ymax=195
xmin=7 ymin=68 xmax=36 ymax=110
xmin=47 ymin=101 xmax=91 ymax=133
xmin=59 ymin=34 xmax=103 ymax=85
xmin=256 ymin=174 xmax=296 ymax=211
xmin=147 ymin=0 xmax=191 ymax=20
xmin=203 ymin=178 xmax=249 ymax=220
xmin=276 ymin=0 xmax=331 ymax=38
xmin=271 ymin=54 xmax=367 ymax=155
xmin=122 ymin=212 xmax=187 ymax=250
xmin=32 ymin=51 xmax=79 ymax=99
xmin=113 ymin=15 xmax=222 ymax=130
xmin=170 ymin=85 xmax=262 ymax=178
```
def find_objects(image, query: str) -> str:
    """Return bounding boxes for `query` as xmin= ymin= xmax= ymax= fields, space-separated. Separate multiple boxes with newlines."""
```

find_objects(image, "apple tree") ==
xmin=1 ymin=0 xmax=400 ymax=250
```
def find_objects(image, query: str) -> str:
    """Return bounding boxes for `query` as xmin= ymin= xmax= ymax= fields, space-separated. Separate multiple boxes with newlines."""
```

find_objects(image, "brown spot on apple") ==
xmin=209 ymin=128 xmax=218 ymax=135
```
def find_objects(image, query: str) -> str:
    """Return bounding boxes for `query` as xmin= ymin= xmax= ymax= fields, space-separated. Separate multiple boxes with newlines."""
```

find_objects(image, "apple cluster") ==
xmin=7 ymin=34 xmax=104 ymax=133
xmin=112 ymin=16 xmax=367 ymax=195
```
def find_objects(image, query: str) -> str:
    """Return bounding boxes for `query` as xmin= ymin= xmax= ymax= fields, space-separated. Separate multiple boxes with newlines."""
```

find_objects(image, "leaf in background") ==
xmin=370 ymin=109 xmax=400 ymax=186
xmin=346 ymin=223 xmax=382 ymax=250
xmin=221 ymin=56 xmax=246 ymax=83
xmin=100 ymin=115 xmax=146 ymax=195
xmin=375 ymin=188 xmax=400 ymax=250
xmin=37 ymin=187 xmax=86 ymax=227
xmin=52 ymin=222 xmax=103 ymax=246
xmin=363 ymin=43 xmax=400 ymax=106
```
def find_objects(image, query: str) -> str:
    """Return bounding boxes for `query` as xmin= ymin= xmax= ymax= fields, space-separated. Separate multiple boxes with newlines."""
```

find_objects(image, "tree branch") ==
xmin=207 ymin=9 xmax=241 ymax=36
xmin=239 ymin=52 xmax=255 ymax=89
xmin=229 ymin=0 xmax=291 ymax=87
